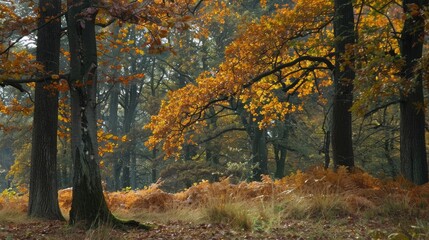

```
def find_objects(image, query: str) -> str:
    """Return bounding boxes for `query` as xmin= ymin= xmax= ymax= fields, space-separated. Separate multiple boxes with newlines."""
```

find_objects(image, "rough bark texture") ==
xmin=67 ymin=0 xmax=116 ymax=227
xmin=332 ymin=0 xmax=355 ymax=169
xmin=28 ymin=0 xmax=64 ymax=220
xmin=67 ymin=1 xmax=149 ymax=229
xmin=399 ymin=0 xmax=428 ymax=185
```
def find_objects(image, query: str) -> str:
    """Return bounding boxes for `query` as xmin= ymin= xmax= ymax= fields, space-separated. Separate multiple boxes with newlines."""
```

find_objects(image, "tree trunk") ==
xmin=122 ymin=83 xmax=138 ymax=188
xmin=274 ymin=144 xmax=287 ymax=179
xmin=108 ymin=82 xmax=121 ymax=190
xmin=205 ymin=107 xmax=220 ymax=165
xmin=107 ymin=25 xmax=122 ymax=191
xmin=399 ymin=0 xmax=428 ymax=185
xmin=332 ymin=0 xmax=355 ymax=169
xmin=250 ymin=120 xmax=268 ymax=181
xmin=130 ymin=151 xmax=137 ymax=189
xmin=28 ymin=0 xmax=64 ymax=220
xmin=273 ymin=121 xmax=289 ymax=179
xmin=67 ymin=0 xmax=117 ymax=227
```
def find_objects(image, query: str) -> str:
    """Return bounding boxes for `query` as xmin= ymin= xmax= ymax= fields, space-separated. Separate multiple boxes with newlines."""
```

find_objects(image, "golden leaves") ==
xmin=145 ymin=0 xmax=334 ymax=157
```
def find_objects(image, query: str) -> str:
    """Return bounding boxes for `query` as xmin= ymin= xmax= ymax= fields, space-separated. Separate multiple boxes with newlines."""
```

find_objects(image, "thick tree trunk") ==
xmin=67 ymin=0 xmax=118 ymax=227
xmin=28 ymin=0 xmax=64 ymax=220
xmin=399 ymin=0 xmax=428 ymax=185
xmin=332 ymin=0 xmax=355 ymax=169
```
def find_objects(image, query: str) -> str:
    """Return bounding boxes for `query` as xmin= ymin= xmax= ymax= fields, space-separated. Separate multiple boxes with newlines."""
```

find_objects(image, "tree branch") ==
xmin=364 ymin=100 xmax=401 ymax=118
xmin=1 ymin=11 xmax=67 ymax=55
xmin=243 ymin=55 xmax=334 ymax=88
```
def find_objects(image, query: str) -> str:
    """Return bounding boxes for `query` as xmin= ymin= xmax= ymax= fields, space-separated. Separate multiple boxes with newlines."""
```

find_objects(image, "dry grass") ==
xmin=1 ymin=167 xmax=429 ymax=238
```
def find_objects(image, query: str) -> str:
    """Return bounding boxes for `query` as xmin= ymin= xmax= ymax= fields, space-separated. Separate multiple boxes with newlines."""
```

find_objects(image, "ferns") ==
xmin=1 ymin=167 xmax=428 ymax=222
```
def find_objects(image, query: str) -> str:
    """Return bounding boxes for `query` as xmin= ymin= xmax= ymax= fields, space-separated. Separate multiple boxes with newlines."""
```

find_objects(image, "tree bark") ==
xmin=67 ymin=0 xmax=118 ymax=227
xmin=332 ymin=0 xmax=356 ymax=169
xmin=399 ymin=0 xmax=428 ymax=185
xmin=108 ymin=82 xmax=121 ymax=190
xmin=28 ymin=0 xmax=64 ymax=220
xmin=121 ymin=83 xmax=139 ymax=188
xmin=108 ymin=26 xmax=122 ymax=190
xmin=273 ymin=120 xmax=289 ymax=179
xmin=250 ymin=118 xmax=268 ymax=181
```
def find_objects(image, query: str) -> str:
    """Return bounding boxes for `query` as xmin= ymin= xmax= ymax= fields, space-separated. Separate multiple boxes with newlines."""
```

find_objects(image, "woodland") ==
xmin=1 ymin=0 xmax=429 ymax=239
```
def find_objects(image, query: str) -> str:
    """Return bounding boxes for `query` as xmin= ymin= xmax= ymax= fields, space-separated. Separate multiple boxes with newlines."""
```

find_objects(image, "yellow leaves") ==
xmin=0 ymin=98 xmax=33 ymax=116
xmin=135 ymin=49 xmax=145 ymax=55
xmin=0 ymin=50 xmax=41 ymax=82
xmin=145 ymin=0 xmax=336 ymax=157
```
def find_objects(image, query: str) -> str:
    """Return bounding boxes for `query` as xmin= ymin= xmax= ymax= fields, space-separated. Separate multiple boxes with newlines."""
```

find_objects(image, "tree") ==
xmin=28 ymin=0 xmax=64 ymax=220
xmin=399 ymin=0 xmax=428 ymax=185
xmin=66 ymin=0 xmax=114 ymax=226
xmin=66 ymin=0 xmax=196 ymax=226
xmin=145 ymin=0 xmax=335 ymax=171
xmin=331 ymin=0 xmax=356 ymax=169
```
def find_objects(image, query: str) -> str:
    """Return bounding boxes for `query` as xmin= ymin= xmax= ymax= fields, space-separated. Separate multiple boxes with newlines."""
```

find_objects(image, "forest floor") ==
xmin=1 ymin=167 xmax=428 ymax=239
xmin=0 ymin=211 xmax=426 ymax=239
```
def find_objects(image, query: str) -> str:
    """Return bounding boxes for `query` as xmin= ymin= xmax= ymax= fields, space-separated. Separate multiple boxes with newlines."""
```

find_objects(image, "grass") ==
xmin=1 ymin=169 xmax=429 ymax=238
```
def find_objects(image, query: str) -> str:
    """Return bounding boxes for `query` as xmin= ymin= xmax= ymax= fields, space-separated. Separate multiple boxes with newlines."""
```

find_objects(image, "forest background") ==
xmin=1 ymin=0 xmax=429 ymax=238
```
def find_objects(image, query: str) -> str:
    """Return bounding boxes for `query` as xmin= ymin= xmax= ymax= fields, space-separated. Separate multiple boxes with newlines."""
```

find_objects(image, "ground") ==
xmin=1 ymin=168 xmax=428 ymax=239
xmin=0 ymin=213 xmax=424 ymax=239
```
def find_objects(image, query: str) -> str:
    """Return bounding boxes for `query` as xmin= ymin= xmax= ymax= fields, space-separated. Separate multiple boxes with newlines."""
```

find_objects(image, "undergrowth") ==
xmin=1 ymin=166 xmax=428 ymax=234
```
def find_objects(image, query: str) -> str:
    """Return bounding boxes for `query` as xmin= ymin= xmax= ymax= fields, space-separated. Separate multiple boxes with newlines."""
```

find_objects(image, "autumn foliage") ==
xmin=1 ymin=168 xmax=428 ymax=220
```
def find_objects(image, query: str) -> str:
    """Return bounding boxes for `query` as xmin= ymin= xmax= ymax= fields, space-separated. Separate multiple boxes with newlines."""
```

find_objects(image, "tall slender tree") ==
xmin=399 ymin=0 xmax=428 ymax=185
xmin=332 ymin=0 xmax=356 ymax=169
xmin=28 ymin=0 xmax=64 ymax=220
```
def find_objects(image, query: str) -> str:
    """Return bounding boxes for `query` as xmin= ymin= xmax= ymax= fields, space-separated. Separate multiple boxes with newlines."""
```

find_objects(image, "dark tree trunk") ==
xmin=130 ymin=151 xmax=137 ymax=189
xmin=272 ymin=118 xmax=290 ymax=179
xmin=122 ymin=83 xmax=139 ymax=188
xmin=250 ymin=120 xmax=268 ymax=181
xmin=67 ymin=0 xmax=118 ymax=227
xmin=109 ymin=82 xmax=121 ymax=190
xmin=399 ymin=0 xmax=428 ymax=185
xmin=28 ymin=0 xmax=64 ymax=220
xmin=205 ymin=107 xmax=220 ymax=165
xmin=274 ymin=144 xmax=287 ymax=179
xmin=236 ymin=102 xmax=268 ymax=181
xmin=332 ymin=0 xmax=355 ymax=169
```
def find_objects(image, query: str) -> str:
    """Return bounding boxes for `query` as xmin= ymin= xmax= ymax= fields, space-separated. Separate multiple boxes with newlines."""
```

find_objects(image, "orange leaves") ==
xmin=0 ymin=50 xmax=42 ymax=82
xmin=118 ymin=73 xmax=145 ymax=85
xmin=0 ymin=98 xmax=32 ymax=116
xmin=145 ymin=0 xmax=334 ymax=157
